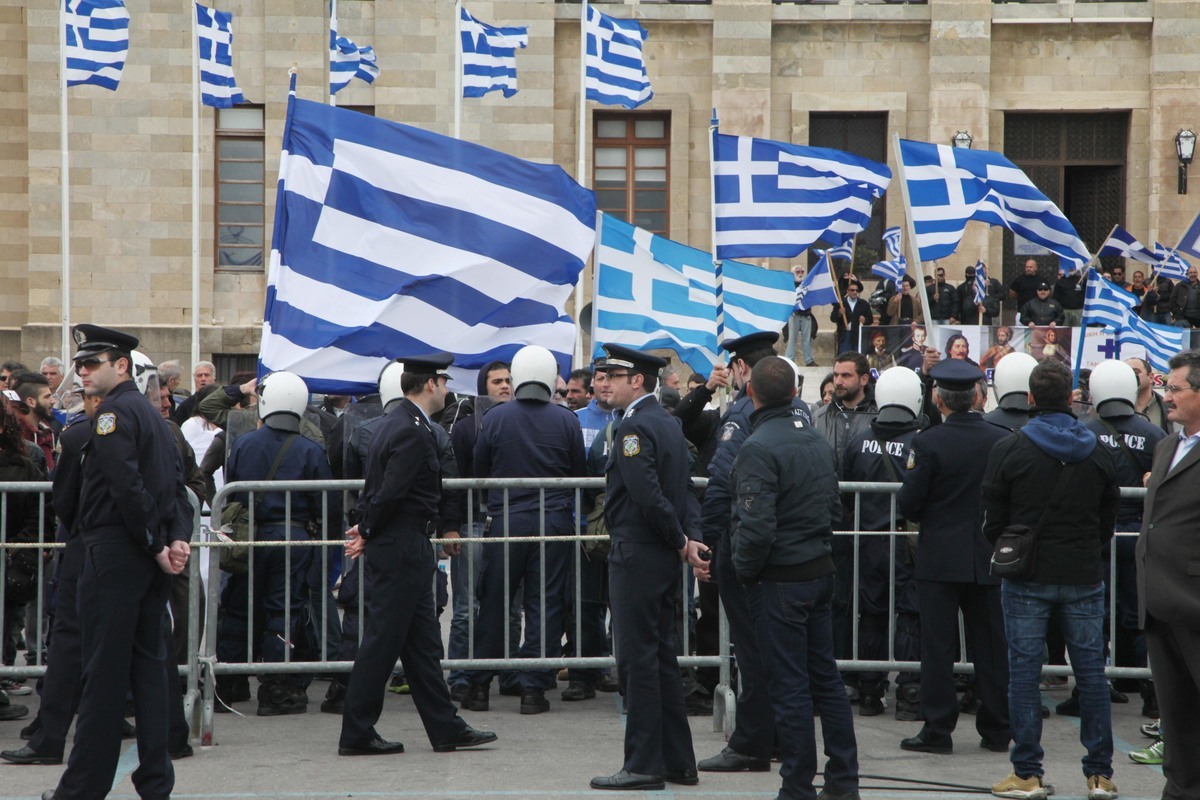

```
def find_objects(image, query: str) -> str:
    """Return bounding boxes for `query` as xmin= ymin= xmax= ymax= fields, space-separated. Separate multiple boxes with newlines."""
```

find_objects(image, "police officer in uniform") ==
xmin=590 ymin=344 xmax=709 ymax=792
xmin=984 ymin=353 xmax=1037 ymax=432
xmin=897 ymin=359 xmax=1011 ymax=755
xmin=45 ymin=325 xmax=190 ymax=800
xmin=338 ymin=353 xmax=495 ymax=756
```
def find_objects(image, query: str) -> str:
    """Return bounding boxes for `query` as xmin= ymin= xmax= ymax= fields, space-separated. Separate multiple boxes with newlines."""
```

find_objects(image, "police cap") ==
xmin=71 ymin=324 xmax=139 ymax=362
xmin=719 ymin=331 xmax=779 ymax=360
xmin=596 ymin=343 xmax=667 ymax=376
xmin=395 ymin=352 xmax=454 ymax=378
xmin=928 ymin=358 xmax=984 ymax=391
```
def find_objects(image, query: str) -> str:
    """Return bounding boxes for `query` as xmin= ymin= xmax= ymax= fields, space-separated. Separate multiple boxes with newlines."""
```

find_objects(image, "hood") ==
xmin=1022 ymin=411 xmax=1096 ymax=464
xmin=476 ymin=360 xmax=509 ymax=395
xmin=869 ymin=416 xmax=921 ymax=439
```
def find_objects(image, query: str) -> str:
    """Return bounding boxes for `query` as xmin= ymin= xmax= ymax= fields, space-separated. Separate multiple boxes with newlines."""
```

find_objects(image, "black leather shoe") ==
xmin=900 ymin=731 xmax=952 ymax=754
xmin=590 ymin=770 xmax=665 ymax=791
xmin=817 ymin=791 xmax=861 ymax=800
xmin=562 ymin=682 xmax=595 ymax=702
xmin=1 ymin=746 xmax=63 ymax=765
xmin=121 ymin=719 xmax=137 ymax=739
xmin=170 ymin=744 xmax=195 ymax=760
xmin=432 ymin=726 xmax=497 ymax=752
xmin=663 ymin=768 xmax=699 ymax=785
xmin=697 ymin=747 xmax=770 ymax=772
xmin=520 ymin=689 xmax=550 ymax=715
xmin=338 ymin=735 xmax=405 ymax=756
xmin=596 ymin=674 xmax=619 ymax=693
xmin=979 ymin=738 xmax=1009 ymax=753
xmin=463 ymin=683 xmax=489 ymax=712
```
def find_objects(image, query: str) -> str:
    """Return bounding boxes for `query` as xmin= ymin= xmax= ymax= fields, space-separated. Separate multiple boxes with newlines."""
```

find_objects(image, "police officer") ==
xmin=590 ymin=344 xmax=708 ymax=792
xmin=984 ymin=353 xmax=1037 ymax=432
xmin=463 ymin=345 xmax=586 ymax=714
xmin=696 ymin=331 xmax=807 ymax=774
xmin=45 ymin=325 xmax=190 ymax=800
xmin=338 ymin=353 xmax=495 ymax=757
xmin=897 ymin=359 xmax=1011 ymax=755
xmin=841 ymin=366 xmax=925 ymax=720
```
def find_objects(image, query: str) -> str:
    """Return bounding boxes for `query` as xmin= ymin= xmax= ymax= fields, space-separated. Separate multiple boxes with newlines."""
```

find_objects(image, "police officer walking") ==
xmin=44 ymin=324 xmax=190 ymax=800
xmin=590 ymin=344 xmax=708 ymax=792
xmin=338 ymin=353 xmax=495 ymax=756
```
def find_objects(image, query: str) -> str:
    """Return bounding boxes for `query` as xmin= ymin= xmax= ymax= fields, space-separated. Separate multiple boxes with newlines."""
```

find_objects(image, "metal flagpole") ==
xmin=707 ymin=110 xmax=725 ymax=345
xmin=60 ymin=1 xmax=71 ymax=365
xmin=190 ymin=0 xmax=201 ymax=369
xmin=328 ymin=0 xmax=337 ymax=107
xmin=591 ymin=210 xmax=604 ymax=356
xmin=453 ymin=0 xmax=462 ymax=140
xmin=890 ymin=132 xmax=938 ymax=351
xmin=573 ymin=0 xmax=589 ymax=368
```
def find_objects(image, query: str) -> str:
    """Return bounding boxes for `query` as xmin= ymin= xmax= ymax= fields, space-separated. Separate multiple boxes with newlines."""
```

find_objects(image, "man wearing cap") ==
xmin=45 ymin=324 xmax=190 ymax=800
xmin=832 ymin=278 xmax=874 ymax=353
xmin=1018 ymin=282 xmax=1066 ymax=328
xmin=338 ymin=353 xmax=496 ymax=757
xmin=896 ymin=359 xmax=1012 ymax=756
xmin=591 ymin=344 xmax=708 ymax=792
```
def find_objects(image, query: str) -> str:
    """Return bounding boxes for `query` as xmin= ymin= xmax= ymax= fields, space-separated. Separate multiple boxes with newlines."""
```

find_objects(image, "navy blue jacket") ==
xmin=475 ymin=398 xmax=586 ymax=515
xmin=227 ymin=424 xmax=335 ymax=528
xmin=1086 ymin=413 xmax=1164 ymax=524
xmin=359 ymin=398 xmax=441 ymax=538
xmin=842 ymin=417 xmax=922 ymax=532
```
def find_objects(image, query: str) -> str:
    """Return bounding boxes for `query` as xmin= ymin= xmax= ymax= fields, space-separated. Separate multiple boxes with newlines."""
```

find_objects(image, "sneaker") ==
xmin=387 ymin=675 xmax=410 ymax=695
xmin=0 ymin=679 xmax=32 ymax=696
xmin=1139 ymin=719 xmax=1161 ymax=739
xmin=1039 ymin=675 xmax=1069 ymax=692
xmin=1086 ymin=775 xmax=1118 ymax=800
xmin=992 ymin=772 xmax=1048 ymax=799
xmin=1129 ymin=740 xmax=1164 ymax=765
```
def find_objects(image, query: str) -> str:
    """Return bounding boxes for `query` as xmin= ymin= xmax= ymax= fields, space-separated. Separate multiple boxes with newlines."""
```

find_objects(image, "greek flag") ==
xmin=797 ymin=251 xmax=838 ymax=312
xmin=196 ymin=3 xmax=245 ymax=109
xmin=1154 ymin=242 xmax=1191 ymax=280
xmin=713 ymin=133 xmax=891 ymax=260
xmin=882 ymin=226 xmax=903 ymax=260
xmin=329 ymin=5 xmax=378 ymax=96
xmin=459 ymin=5 xmax=528 ymax=99
xmin=826 ymin=243 xmax=854 ymax=262
xmin=973 ymin=261 xmax=988 ymax=305
xmin=64 ymin=0 xmax=129 ymax=91
xmin=898 ymin=139 xmax=1091 ymax=272
xmin=1097 ymin=226 xmax=1159 ymax=266
xmin=871 ymin=257 xmax=906 ymax=288
xmin=261 ymin=90 xmax=596 ymax=395
xmin=585 ymin=5 xmax=653 ymax=109
xmin=1176 ymin=211 xmax=1200 ymax=261
xmin=1082 ymin=269 xmax=1183 ymax=371
xmin=593 ymin=213 xmax=793 ymax=375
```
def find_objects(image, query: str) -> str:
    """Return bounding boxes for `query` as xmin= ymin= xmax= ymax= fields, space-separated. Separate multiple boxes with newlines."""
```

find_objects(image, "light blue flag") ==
xmin=1176 ymin=210 xmax=1200 ymax=261
xmin=593 ymin=213 xmax=794 ymax=376
xmin=196 ymin=3 xmax=245 ymax=109
xmin=1098 ymin=226 xmax=1160 ymax=266
xmin=585 ymin=6 xmax=652 ymax=109
xmin=64 ymin=0 xmax=129 ymax=91
xmin=898 ymin=139 xmax=1091 ymax=272
xmin=796 ymin=252 xmax=838 ymax=311
xmin=713 ymin=133 xmax=891 ymax=260
xmin=1154 ymin=242 xmax=1191 ymax=280
xmin=871 ymin=256 xmax=906 ymax=288
xmin=261 ymin=82 xmax=596 ymax=395
xmin=329 ymin=3 xmax=378 ymax=95
xmin=460 ymin=5 xmax=528 ymax=99
xmin=1082 ymin=269 xmax=1184 ymax=372
xmin=882 ymin=226 xmax=903 ymax=260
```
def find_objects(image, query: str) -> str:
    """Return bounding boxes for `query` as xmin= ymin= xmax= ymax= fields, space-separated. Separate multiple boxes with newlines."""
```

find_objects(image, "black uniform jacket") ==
xmin=358 ymin=397 xmax=440 ymax=539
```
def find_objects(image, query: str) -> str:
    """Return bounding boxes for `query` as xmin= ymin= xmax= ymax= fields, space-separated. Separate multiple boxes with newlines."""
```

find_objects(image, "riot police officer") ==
xmin=984 ymin=353 xmax=1037 ymax=432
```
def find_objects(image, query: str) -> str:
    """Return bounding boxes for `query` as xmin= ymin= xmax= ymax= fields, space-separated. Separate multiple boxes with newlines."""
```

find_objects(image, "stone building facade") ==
xmin=1 ymin=0 xmax=1196 ymax=376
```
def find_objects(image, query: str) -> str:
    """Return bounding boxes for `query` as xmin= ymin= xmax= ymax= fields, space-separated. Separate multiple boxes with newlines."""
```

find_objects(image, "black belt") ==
xmin=392 ymin=513 xmax=439 ymax=537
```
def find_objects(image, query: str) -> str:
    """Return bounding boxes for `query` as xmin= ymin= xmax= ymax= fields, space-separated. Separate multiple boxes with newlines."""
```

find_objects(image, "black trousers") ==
xmin=1146 ymin=615 xmax=1200 ymax=800
xmin=58 ymin=535 xmax=173 ymax=800
xmin=608 ymin=540 xmax=695 ymax=776
xmin=339 ymin=527 xmax=465 ymax=749
xmin=31 ymin=539 xmax=84 ymax=759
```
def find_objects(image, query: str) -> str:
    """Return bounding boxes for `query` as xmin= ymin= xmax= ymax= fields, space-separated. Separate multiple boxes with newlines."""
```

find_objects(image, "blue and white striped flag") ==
xmin=196 ymin=3 xmax=245 ymax=109
xmin=1154 ymin=242 xmax=1191 ymax=280
xmin=1082 ymin=269 xmax=1184 ymax=372
xmin=1176 ymin=211 xmax=1200 ymax=261
xmin=64 ymin=0 xmax=129 ymax=91
xmin=1098 ymin=226 xmax=1160 ymax=266
xmin=898 ymin=139 xmax=1091 ymax=272
xmin=973 ymin=261 xmax=988 ymax=305
xmin=459 ymin=5 xmax=527 ymax=99
xmin=329 ymin=4 xmax=378 ymax=96
xmin=796 ymin=251 xmax=838 ymax=312
xmin=593 ymin=213 xmax=793 ymax=376
xmin=585 ymin=5 xmax=652 ymax=109
xmin=882 ymin=226 xmax=903 ymax=260
xmin=713 ymin=133 xmax=891 ymax=260
xmin=261 ymin=90 xmax=596 ymax=394
xmin=825 ymin=243 xmax=854 ymax=262
xmin=871 ymin=256 xmax=906 ymax=288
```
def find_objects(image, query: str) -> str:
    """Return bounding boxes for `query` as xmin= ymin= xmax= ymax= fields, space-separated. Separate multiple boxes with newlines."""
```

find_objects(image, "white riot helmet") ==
xmin=789 ymin=360 xmax=805 ymax=393
xmin=1089 ymin=359 xmax=1138 ymax=419
xmin=378 ymin=360 xmax=405 ymax=408
xmin=510 ymin=345 xmax=558 ymax=402
xmin=257 ymin=371 xmax=308 ymax=432
xmin=993 ymin=353 xmax=1038 ymax=410
xmin=874 ymin=366 xmax=923 ymax=424
xmin=130 ymin=350 xmax=161 ymax=406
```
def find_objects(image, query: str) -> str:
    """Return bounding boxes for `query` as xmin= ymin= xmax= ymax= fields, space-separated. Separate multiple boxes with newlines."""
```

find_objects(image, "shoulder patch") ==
xmin=905 ymin=449 xmax=916 ymax=470
xmin=719 ymin=421 xmax=739 ymax=441
xmin=96 ymin=412 xmax=117 ymax=436
xmin=622 ymin=434 xmax=640 ymax=457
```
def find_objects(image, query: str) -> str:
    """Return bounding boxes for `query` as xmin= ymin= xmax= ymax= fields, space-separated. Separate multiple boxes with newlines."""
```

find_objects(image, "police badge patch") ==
xmin=96 ymin=412 xmax=117 ymax=436
xmin=906 ymin=450 xmax=916 ymax=470
xmin=622 ymin=434 xmax=640 ymax=457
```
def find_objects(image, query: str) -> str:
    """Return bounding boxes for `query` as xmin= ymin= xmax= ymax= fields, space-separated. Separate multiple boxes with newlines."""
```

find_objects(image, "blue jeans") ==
xmin=750 ymin=575 xmax=859 ymax=800
xmin=785 ymin=313 xmax=814 ymax=364
xmin=1001 ymin=580 xmax=1112 ymax=780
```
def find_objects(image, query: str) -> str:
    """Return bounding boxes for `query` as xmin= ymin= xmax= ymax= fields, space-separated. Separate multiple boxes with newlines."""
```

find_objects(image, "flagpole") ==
xmin=890 ymin=132 xmax=938 ymax=351
xmin=590 ymin=210 xmax=603 ymax=359
xmin=708 ymin=110 xmax=725 ymax=345
xmin=190 ymin=0 xmax=201 ymax=370
xmin=328 ymin=0 xmax=337 ymax=106
xmin=828 ymin=254 xmax=850 ymax=340
xmin=453 ymin=0 xmax=462 ymax=139
xmin=573 ymin=0 xmax=589 ymax=368
xmin=59 ymin=1 xmax=71 ymax=365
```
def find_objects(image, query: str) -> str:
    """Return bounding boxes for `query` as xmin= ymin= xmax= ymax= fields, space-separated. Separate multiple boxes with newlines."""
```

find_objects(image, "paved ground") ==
xmin=0 ymin=677 xmax=1166 ymax=800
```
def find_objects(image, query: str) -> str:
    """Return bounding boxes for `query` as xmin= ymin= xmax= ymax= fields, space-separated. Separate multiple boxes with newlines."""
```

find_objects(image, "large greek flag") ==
xmin=1082 ymin=269 xmax=1184 ymax=372
xmin=898 ymin=139 xmax=1091 ymax=271
xmin=329 ymin=4 xmax=378 ymax=96
xmin=1098 ymin=226 xmax=1159 ymax=266
xmin=196 ymin=3 xmax=245 ymax=109
xmin=459 ymin=5 xmax=528 ymax=99
xmin=585 ymin=5 xmax=653 ymax=109
xmin=713 ymin=133 xmax=891 ymax=260
xmin=593 ymin=213 xmax=794 ymax=375
xmin=64 ymin=0 xmax=129 ymax=91
xmin=262 ymin=92 xmax=596 ymax=394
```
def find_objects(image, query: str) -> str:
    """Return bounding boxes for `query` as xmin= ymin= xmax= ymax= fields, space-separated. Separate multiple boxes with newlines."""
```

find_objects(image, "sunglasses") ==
xmin=73 ymin=356 xmax=112 ymax=371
